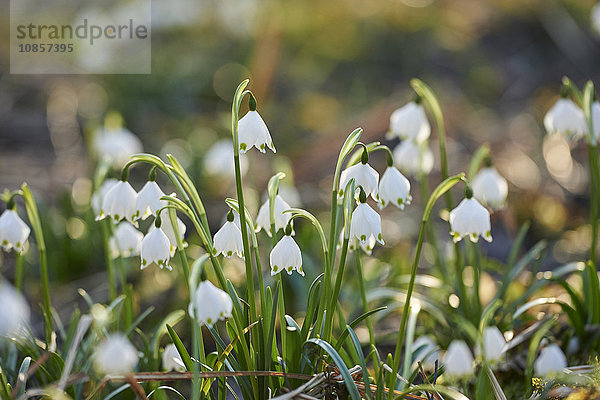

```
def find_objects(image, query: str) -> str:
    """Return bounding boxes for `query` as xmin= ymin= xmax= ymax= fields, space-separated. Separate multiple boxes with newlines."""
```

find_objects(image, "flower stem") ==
xmin=21 ymin=184 xmax=53 ymax=347
xmin=387 ymin=174 xmax=464 ymax=398
xmin=100 ymin=220 xmax=117 ymax=301
xmin=355 ymin=251 xmax=377 ymax=363
xmin=14 ymin=253 xmax=24 ymax=292
xmin=589 ymin=144 xmax=599 ymax=267
xmin=324 ymin=237 xmax=350 ymax=340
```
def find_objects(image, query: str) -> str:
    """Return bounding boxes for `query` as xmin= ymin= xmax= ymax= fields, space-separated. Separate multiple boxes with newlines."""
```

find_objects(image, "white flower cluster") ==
xmin=93 ymin=177 xmax=186 ymax=272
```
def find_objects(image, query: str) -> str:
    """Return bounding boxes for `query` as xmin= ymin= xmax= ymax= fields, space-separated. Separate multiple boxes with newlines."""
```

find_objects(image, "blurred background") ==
xmin=1 ymin=0 xmax=600 ymax=335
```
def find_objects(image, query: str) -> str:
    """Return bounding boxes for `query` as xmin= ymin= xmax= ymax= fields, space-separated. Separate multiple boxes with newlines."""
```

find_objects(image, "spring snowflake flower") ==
xmin=96 ymin=180 xmax=138 ymax=224
xmin=135 ymin=181 xmax=167 ymax=221
xmin=109 ymin=222 xmax=143 ymax=259
xmin=471 ymin=166 xmax=508 ymax=209
xmin=189 ymin=280 xmax=233 ymax=327
xmin=149 ymin=214 xmax=187 ymax=256
xmin=140 ymin=222 xmax=172 ymax=271
xmin=255 ymin=195 xmax=292 ymax=236
xmin=449 ymin=192 xmax=492 ymax=243
xmin=162 ymin=343 xmax=185 ymax=372
xmin=93 ymin=127 xmax=143 ymax=169
xmin=534 ymin=344 xmax=567 ymax=377
xmin=339 ymin=150 xmax=379 ymax=200
xmin=0 ymin=282 xmax=30 ymax=337
xmin=0 ymin=209 xmax=30 ymax=254
xmin=387 ymin=101 xmax=431 ymax=143
xmin=444 ymin=340 xmax=474 ymax=379
xmin=270 ymin=227 xmax=304 ymax=276
xmin=94 ymin=334 xmax=139 ymax=375
xmin=412 ymin=336 xmax=440 ymax=370
xmin=350 ymin=188 xmax=384 ymax=246
xmin=91 ymin=179 xmax=118 ymax=216
xmin=475 ymin=326 xmax=506 ymax=364
xmin=393 ymin=140 xmax=434 ymax=177
xmin=213 ymin=210 xmax=244 ymax=259
xmin=543 ymin=98 xmax=586 ymax=141
xmin=204 ymin=139 xmax=248 ymax=178
xmin=377 ymin=166 xmax=412 ymax=209
xmin=238 ymin=97 xmax=275 ymax=154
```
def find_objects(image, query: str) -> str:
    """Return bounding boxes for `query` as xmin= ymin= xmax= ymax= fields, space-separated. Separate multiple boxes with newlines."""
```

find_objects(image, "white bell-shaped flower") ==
xmin=339 ymin=150 xmax=379 ymax=200
xmin=96 ymin=180 xmax=138 ymax=224
xmin=0 ymin=209 xmax=30 ymax=254
xmin=543 ymin=98 xmax=586 ymax=141
xmin=388 ymin=101 xmax=431 ymax=143
xmin=534 ymin=344 xmax=567 ymax=377
xmin=135 ymin=180 xmax=167 ymax=221
xmin=350 ymin=188 xmax=384 ymax=246
xmin=377 ymin=166 xmax=412 ymax=209
xmin=140 ymin=221 xmax=172 ymax=271
xmin=449 ymin=194 xmax=492 ymax=243
xmin=444 ymin=340 xmax=474 ymax=379
xmin=149 ymin=214 xmax=187 ymax=256
xmin=393 ymin=140 xmax=434 ymax=177
xmin=471 ymin=166 xmax=508 ymax=209
xmin=213 ymin=210 xmax=244 ymax=259
xmin=204 ymin=140 xmax=248 ymax=178
xmin=109 ymin=222 xmax=143 ymax=259
xmin=255 ymin=195 xmax=292 ymax=236
xmin=475 ymin=326 xmax=506 ymax=364
xmin=270 ymin=228 xmax=304 ymax=276
xmin=92 ymin=179 xmax=118 ymax=217
xmin=93 ymin=126 xmax=143 ymax=169
xmin=162 ymin=343 xmax=185 ymax=372
xmin=188 ymin=280 xmax=233 ymax=327
xmin=94 ymin=334 xmax=139 ymax=375
xmin=0 ymin=282 xmax=30 ymax=337
xmin=238 ymin=108 xmax=275 ymax=154
xmin=412 ymin=336 xmax=440 ymax=370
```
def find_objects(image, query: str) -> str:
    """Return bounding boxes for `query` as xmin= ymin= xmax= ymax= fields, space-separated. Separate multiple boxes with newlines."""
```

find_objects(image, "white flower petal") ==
xmin=110 ymin=222 xmax=143 ymax=259
xmin=255 ymin=195 xmax=292 ymax=236
xmin=350 ymin=203 xmax=384 ymax=246
xmin=93 ymin=127 xmax=143 ymax=169
xmin=0 ymin=282 xmax=30 ymax=337
xmin=213 ymin=221 xmax=244 ymax=259
xmin=339 ymin=163 xmax=379 ymax=200
xmin=471 ymin=167 xmax=508 ymax=209
xmin=444 ymin=340 xmax=474 ymax=378
xmin=534 ymin=344 xmax=567 ymax=377
xmin=140 ymin=227 xmax=172 ymax=271
xmin=97 ymin=181 xmax=138 ymax=224
xmin=0 ymin=210 xmax=31 ymax=253
xmin=388 ymin=102 xmax=431 ymax=143
xmin=544 ymin=98 xmax=586 ymax=141
xmin=377 ymin=166 xmax=412 ymax=209
xmin=94 ymin=334 xmax=139 ymax=375
xmin=162 ymin=344 xmax=186 ymax=372
xmin=238 ymin=111 xmax=275 ymax=154
xmin=393 ymin=141 xmax=434 ymax=177
xmin=189 ymin=281 xmax=233 ymax=326
xmin=449 ymin=198 xmax=492 ymax=243
xmin=270 ymin=235 xmax=303 ymax=276
xmin=135 ymin=181 xmax=167 ymax=221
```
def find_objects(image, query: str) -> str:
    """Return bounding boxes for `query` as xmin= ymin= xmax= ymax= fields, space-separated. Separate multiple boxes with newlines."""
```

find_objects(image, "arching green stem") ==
xmin=387 ymin=173 xmax=465 ymax=398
